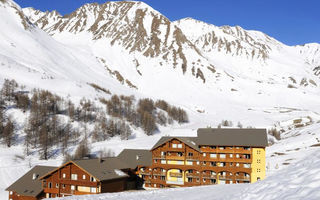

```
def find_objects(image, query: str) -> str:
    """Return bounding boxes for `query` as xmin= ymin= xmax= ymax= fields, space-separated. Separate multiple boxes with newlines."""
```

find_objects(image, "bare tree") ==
xmin=3 ymin=117 xmax=15 ymax=147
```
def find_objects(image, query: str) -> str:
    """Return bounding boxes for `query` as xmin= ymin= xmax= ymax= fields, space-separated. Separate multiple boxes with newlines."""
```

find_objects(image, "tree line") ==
xmin=0 ymin=79 xmax=189 ymax=160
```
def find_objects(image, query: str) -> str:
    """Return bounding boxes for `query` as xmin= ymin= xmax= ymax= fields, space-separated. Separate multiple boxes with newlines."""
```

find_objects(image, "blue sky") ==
xmin=15 ymin=0 xmax=319 ymax=46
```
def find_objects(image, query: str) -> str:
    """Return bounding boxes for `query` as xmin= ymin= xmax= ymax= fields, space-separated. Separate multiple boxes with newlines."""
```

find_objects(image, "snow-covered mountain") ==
xmin=1 ymin=0 xmax=320 ymax=199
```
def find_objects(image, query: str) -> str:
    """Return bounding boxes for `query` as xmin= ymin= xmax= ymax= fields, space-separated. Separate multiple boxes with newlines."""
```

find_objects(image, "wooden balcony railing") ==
xmin=202 ymin=174 xmax=217 ymax=179
xmin=153 ymin=155 xmax=166 ymax=159
xmin=153 ymin=172 xmax=166 ymax=176
xmin=169 ymin=172 xmax=183 ymax=177
xmin=186 ymin=156 xmax=200 ymax=160
xmin=235 ymin=176 xmax=250 ymax=181
xmin=140 ymin=171 xmax=151 ymax=175
xmin=59 ymin=179 xmax=98 ymax=187
xmin=218 ymin=175 xmax=233 ymax=180
xmin=166 ymin=156 xmax=185 ymax=160
xmin=185 ymin=173 xmax=200 ymax=178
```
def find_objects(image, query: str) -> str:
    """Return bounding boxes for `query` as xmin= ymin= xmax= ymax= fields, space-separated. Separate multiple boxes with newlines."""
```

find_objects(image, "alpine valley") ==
xmin=0 ymin=0 xmax=320 ymax=199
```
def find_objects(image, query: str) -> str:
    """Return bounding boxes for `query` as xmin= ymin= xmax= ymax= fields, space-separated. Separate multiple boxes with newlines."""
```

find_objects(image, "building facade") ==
xmin=6 ymin=128 xmax=267 ymax=199
xmin=138 ymin=128 xmax=267 ymax=188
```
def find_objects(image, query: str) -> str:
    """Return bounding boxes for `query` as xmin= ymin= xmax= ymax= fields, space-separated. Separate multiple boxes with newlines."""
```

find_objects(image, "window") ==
xmin=257 ymin=150 xmax=261 ymax=154
xmin=172 ymin=144 xmax=177 ymax=148
xmin=219 ymin=146 xmax=225 ymax=150
xmin=154 ymin=159 xmax=157 ymax=163
xmin=257 ymin=159 xmax=261 ymax=164
xmin=203 ymin=178 xmax=206 ymax=182
xmin=55 ymin=183 xmax=59 ymax=188
xmin=90 ymin=187 xmax=97 ymax=193
xmin=210 ymin=153 xmax=217 ymax=158
xmin=220 ymin=154 xmax=226 ymax=159
xmin=196 ymin=161 xmax=200 ymax=165
xmin=90 ymin=176 xmax=96 ymax=182
xmin=210 ymin=146 xmax=216 ymax=149
xmin=244 ymin=164 xmax=251 ymax=168
xmin=257 ymin=169 xmax=261 ymax=173
xmin=236 ymin=163 xmax=240 ymax=167
xmin=83 ymin=175 xmax=86 ymax=180
xmin=186 ymin=161 xmax=193 ymax=165
xmin=188 ymin=169 xmax=193 ymax=173
xmin=154 ymin=184 xmax=156 ymax=187
xmin=176 ymin=161 xmax=184 ymax=165
xmin=203 ymin=153 xmax=206 ymax=157
xmin=244 ymin=147 xmax=251 ymax=150
xmin=187 ymin=178 xmax=193 ymax=182
xmin=161 ymin=160 xmax=166 ymax=164
xmin=48 ymin=182 xmax=52 ymax=188
xmin=62 ymin=173 xmax=66 ymax=178
xmin=71 ymin=174 xmax=78 ymax=180
xmin=62 ymin=184 xmax=65 ymax=189
xmin=178 ymin=152 xmax=183 ymax=157
xmin=9 ymin=191 xmax=13 ymax=195
xmin=203 ymin=161 xmax=206 ymax=165
xmin=71 ymin=185 xmax=75 ymax=191
xmin=188 ymin=152 xmax=193 ymax=157
xmin=236 ymin=154 xmax=240 ymax=158
xmin=177 ymin=144 xmax=182 ymax=148
xmin=210 ymin=162 xmax=216 ymax=166
xmin=161 ymin=151 xmax=166 ymax=156
xmin=161 ymin=176 xmax=165 ymax=180
xmin=229 ymin=154 xmax=233 ymax=158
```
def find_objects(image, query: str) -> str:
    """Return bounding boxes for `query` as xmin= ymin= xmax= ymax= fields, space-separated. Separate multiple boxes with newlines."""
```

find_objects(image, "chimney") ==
xmin=32 ymin=173 xmax=38 ymax=180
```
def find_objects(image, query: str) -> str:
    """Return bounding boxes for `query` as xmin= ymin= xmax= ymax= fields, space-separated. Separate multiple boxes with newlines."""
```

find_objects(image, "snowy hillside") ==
xmin=0 ymin=0 xmax=320 ymax=199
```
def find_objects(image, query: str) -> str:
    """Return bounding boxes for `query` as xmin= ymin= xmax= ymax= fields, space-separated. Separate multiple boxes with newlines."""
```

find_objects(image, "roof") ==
xmin=41 ymin=158 xmax=129 ymax=182
xmin=117 ymin=149 xmax=152 ymax=168
xmin=151 ymin=136 xmax=200 ymax=151
xmin=6 ymin=165 xmax=56 ymax=197
xmin=72 ymin=157 xmax=129 ymax=181
xmin=196 ymin=128 xmax=268 ymax=147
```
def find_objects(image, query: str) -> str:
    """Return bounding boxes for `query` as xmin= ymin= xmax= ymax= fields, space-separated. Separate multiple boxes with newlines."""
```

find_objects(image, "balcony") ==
xmin=169 ymin=172 xmax=183 ymax=178
xmin=59 ymin=179 xmax=98 ymax=187
xmin=140 ymin=171 xmax=151 ymax=175
xmin=218 ymin=175 xmax=233 ymax=180
xmin=153 ymin=172 xmax=166 ymax=176
xmin=186 ymin=156 xmax=199 ymax=160
xmin=202 ymin=174 xmax=216 ymax=179
xmin=235 ymin=176 xmax=250 ymax=181
xmin=166 ymin=180 xmax=184 ymax=185
xmin=153 ymin=155 xmax=166 ymax=159
xmin=166 ymin=155 xmax=185 ymax=160
xmin=185 ymin=173 xmax=200 ymax=178
xmin=166 ymin=147 xmax=184 ymax=152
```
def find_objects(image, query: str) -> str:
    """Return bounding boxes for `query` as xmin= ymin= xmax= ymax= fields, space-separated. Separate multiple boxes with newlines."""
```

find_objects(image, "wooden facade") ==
xmin=139 ymin=138 xmax=265 ymax=188
xmin=41 ymin=162 xmax=127 ymax=198
xmin=8 ymin=191 xmax=45 ymax=200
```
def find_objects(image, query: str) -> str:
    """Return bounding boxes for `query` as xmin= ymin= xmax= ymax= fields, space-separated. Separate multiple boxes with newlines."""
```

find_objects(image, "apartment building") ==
xmin=139 ymin=128 xmax=267 ymax=188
